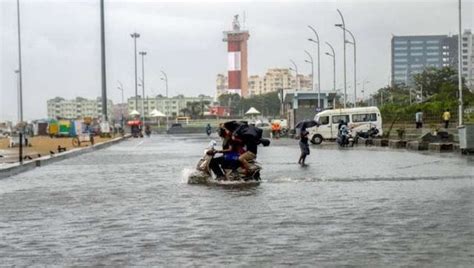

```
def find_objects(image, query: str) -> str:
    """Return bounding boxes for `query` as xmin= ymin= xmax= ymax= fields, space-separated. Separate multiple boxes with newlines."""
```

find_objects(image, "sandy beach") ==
xmin=0 ymin=136 xmax=112 ymax=164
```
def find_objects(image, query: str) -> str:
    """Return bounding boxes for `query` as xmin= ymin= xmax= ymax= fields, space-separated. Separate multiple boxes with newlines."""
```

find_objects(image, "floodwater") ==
xmin=0 ymin=135 xmax=473 ymax=266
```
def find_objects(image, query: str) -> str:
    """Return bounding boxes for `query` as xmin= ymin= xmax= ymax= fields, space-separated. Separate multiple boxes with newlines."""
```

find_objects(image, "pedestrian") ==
xmin=415 ymin=109 xmax=423 ymax=129
xmin=298 ymin=129 xmax=310 ymax=166
xmin=442 ymin=109 xmax=451 ymax=129
xmin=271 ymin=121 xmax=281 ymax=139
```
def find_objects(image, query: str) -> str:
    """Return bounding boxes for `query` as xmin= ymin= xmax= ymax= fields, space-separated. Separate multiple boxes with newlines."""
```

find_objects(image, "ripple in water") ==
xmin=0 ymin=135 xmax=473 ymax=266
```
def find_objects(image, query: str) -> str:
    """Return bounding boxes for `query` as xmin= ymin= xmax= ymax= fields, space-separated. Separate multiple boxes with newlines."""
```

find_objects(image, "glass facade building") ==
xmin=391 ymin=35 xmax=458 ymax=86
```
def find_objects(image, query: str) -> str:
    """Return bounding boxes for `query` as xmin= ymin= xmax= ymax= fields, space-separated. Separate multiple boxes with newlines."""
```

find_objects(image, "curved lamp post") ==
xmin=130 ymin=32 xmax=140 ymax=110
xmin=325 ymin=42 xmax=336 ymax=108
xmin=289 ymin=59 xmax=299 ymax=91
xmin=336 ymin=24 xmax=357 ymax=107
xmin=160 ymin=70 xmax=169 ymax=130
xmin=336 ymin=9 xmax=347 ymax=108
xmin=308 ymin=25 xmax=321 ymax=108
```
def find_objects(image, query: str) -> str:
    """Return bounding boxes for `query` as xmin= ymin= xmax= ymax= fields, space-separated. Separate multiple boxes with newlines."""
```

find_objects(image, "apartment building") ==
xmin=127 ymin=95 xmax=213 ymax=118
xmin=47 ymin=97 xmax=113 ymax=120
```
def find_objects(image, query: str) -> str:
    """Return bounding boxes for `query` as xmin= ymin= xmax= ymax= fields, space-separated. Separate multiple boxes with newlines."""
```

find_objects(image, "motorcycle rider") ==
xmin=338 ymin=120 xmax=350 ymax=146
xmin=205 ymin=123 xmax=212 ymax=136
xmin=209 ymin=127 xmax=240 ymax=180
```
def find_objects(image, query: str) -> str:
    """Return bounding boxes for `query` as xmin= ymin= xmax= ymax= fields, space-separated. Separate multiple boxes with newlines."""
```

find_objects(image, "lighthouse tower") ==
xmin=223 ymin=15 xmax=250 ymax=97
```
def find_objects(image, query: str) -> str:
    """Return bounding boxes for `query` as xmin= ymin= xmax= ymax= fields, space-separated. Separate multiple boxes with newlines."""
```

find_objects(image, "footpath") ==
xmin=0 ymin=135 xmax=130 ymax=179
xmin=377 ymin=127 xmax=465 ymax=153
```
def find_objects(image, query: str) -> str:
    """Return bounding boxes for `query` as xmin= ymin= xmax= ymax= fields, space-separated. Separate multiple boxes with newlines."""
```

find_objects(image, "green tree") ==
xmin=412 ymin=66 xmax=459 ymax=97
xmin=240 ymin=92 xmax=281 ymax=117
xmin=218 ymin=93 xmax=241 ymax=116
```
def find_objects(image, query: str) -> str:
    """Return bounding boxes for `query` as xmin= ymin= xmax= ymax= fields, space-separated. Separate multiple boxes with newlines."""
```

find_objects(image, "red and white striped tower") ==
xmin=223 ymin=15 xmax=250 ymax=97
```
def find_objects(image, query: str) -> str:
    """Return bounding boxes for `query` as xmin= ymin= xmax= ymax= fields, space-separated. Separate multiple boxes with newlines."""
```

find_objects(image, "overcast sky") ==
xmin=1 ymin=0 xmax=473 ymax=121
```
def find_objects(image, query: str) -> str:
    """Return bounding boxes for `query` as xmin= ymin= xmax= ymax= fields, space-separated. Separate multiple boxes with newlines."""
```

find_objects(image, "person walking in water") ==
xmin=442 ymin=109 xmax=451 ymax=129
xmin=298 ymin=129 xmax=310 ymax=166
xmin=415 ymin=109 xmax=423 ymax=129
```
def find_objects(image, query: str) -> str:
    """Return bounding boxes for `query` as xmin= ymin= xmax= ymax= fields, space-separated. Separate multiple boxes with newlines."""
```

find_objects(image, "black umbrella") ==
xmin=295 ymin=120 xmax=319 ymax=130
xmin=223 ymin=120 xmax=245 ymax=132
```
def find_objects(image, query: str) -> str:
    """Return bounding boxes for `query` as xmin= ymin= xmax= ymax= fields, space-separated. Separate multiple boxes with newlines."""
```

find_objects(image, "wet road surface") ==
xmin=0 ymin=135 xmax=473 ymax=266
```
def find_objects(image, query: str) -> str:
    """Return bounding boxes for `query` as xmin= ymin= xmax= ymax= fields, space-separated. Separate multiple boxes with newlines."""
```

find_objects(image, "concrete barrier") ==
xmin=373 ymin=139 xmax=389 ymax=147
xmin=0 ymin=135 xmax=130 ymax=180
xmin=406 ymin=141 xmax=429 ymax=151
xmin=389 ymin=140 xmax=407 ymax=149
xmin=428 ymin=143 xmax=454 ymax=153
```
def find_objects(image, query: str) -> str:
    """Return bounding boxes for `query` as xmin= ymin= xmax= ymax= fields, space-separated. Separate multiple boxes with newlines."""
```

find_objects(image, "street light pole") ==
xmin=458 ymin=0 xmax=463 ymax=126
xmin=336 ymin=25 xmax=356 ymax=108
xmin=100 ymin=0 xmax=108 ymax=122
xmin=308 ymin=25 xmax=321 ymax=108
xmin=336 ymin=9 xmax=347 ymax=108
xmin=362 ymin=80 xmax=370 ymax=105
xmin=130 ymin=32 xmax=140 ymax=111
xmin=289 ymin=59 xmax=299 ymax=91
xmin=117 ymin=81 xmax=124 ymax=128
xmin=16 ymin=0 xmax=24 ymax=164
xmin=304 ymin=50 xmax=314 ymax=93
xmin=325 ymin=42 xmax=336 ymax=108
xmin=139 ymin=51 xmax=147 ymax=125
xmin=14 ymin=70 xmax=20 ymax=123
xmin=16 ymin=0 xmax=23 ymax=124
xmin=160 ymin=70 xmax=169 ymax=130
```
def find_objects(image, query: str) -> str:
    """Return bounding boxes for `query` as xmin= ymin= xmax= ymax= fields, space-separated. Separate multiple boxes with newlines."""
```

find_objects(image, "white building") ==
xmin=47 ymin=97 xmax=113 ymax=120
xmin=218 ymin=68 xmax=314 ymax=97
xmin=216 ymin=74 xmax=228 ymax=97
xmin=461 ymin=29 xmax=474 ymax=90
xmin=127 ymin=95 xmax=214 ymax=118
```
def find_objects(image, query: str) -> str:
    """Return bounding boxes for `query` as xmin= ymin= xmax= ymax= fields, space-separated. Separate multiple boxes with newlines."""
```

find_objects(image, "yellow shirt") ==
xmin=442 ymin=111 xmax=451 ymax=121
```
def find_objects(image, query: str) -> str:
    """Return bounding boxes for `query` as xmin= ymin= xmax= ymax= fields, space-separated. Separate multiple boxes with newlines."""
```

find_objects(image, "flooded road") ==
xmin=0 ymin=135 xmax=473 ymax=266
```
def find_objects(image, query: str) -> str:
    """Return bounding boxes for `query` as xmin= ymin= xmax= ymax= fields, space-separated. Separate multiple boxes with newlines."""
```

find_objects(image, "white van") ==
xmin=308 ymin=106 xmax=383 ymax=144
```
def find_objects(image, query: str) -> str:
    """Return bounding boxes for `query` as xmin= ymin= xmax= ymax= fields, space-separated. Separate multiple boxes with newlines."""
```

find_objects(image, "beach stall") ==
xmin=48 ymin=119 xmax=59 ymax=137
xmin=58 ymin=120 xmax=71 ymax=136
xmin=127 ymin=120 xmax=142 ymax=138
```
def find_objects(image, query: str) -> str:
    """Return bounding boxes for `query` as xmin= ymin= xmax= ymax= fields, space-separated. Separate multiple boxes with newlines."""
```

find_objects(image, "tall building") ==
xmin=47 ymin=97 xmax=113 ymax=120
xmin=223 ymin=15 xmax=250 ymax=97
xmin=391 ymin=35 xmax=457 ymax=86
xmin=461 ymin=30 xmax=474 ymax=90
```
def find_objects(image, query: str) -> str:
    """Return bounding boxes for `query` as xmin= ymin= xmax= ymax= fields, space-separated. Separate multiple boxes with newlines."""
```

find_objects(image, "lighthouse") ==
xmin=223 ymin=15 xmax=250 ymax=97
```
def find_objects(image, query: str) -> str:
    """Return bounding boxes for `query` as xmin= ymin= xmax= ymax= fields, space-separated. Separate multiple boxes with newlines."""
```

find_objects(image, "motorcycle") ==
xmin=188 ymin=141 xmax=262 ymax=186
xmin=353 ymin=127 xmax=379 ymax=146
xmin=336 ymin=125 xmax=354 ymax=147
